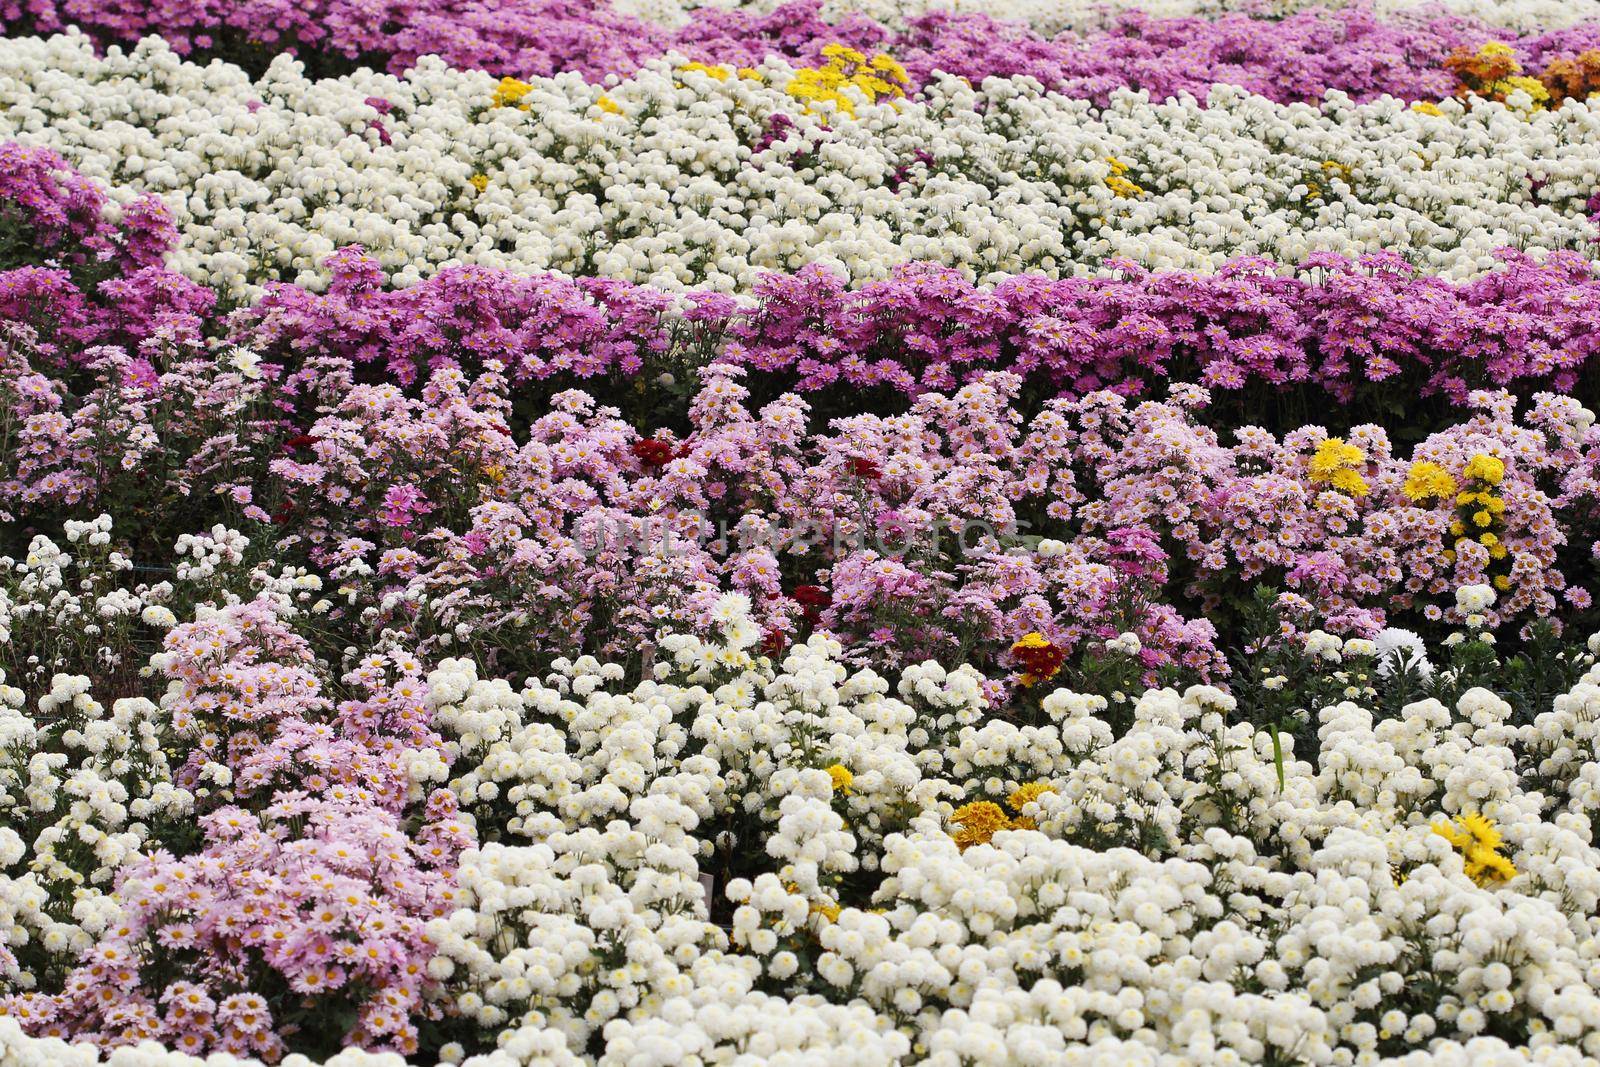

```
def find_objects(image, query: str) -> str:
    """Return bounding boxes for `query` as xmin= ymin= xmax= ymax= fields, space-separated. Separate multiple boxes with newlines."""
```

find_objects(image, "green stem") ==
xmin=1270 ymin=723 xmax=1286 ymax=792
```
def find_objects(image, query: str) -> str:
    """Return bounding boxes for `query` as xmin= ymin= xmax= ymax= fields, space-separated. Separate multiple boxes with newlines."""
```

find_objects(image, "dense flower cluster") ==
xmin=11 ymin=294 xmax=1600 ymax=682
xmin=219 ymin=243 xmax=1600 ymax=406
xmin=3 ymin=35 xmax=1600 ymax=299
xmin=5 ymin=145 xmax=1600 ymax=427
xmin=675 ymin=0 xmax=1600 ymax=36
xmin=3 ymin=1 xmax=1600 ymax=1064
xmin=7 ymin=0 xmax=1600 ymax=111
xmin=2 ymin=548 xmax=1600 ymax=1064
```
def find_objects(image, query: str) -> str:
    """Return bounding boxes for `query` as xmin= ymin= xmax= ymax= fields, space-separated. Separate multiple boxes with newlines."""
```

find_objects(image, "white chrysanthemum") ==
xmin=1373 ymin=626 xmax=1433 ymax=679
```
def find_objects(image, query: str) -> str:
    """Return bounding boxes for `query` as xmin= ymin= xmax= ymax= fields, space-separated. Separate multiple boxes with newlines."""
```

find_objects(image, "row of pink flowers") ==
xmin=5 ymin=189 xmax=1600 ymax=426
xmin=259 ymin=366 xmax=1600 ymax=659
xmin=167 ymin=245 xmax=1600 ymax=410
xmin=4 ymin=142 xmax=1597 ymax=416
xmin=5 ymin=1 xmax=1600 ymax=106
xmin=7 ymin=296 xmax=1598 ymax=691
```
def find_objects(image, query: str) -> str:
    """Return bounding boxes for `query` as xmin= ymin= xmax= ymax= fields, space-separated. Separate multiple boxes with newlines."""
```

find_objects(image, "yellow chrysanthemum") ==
xmin=1497 ymin=74 xmax=1551 ymax=102
xmin=1411 ymin=101 xmax=1444 ymax=116
xmin=1328 ymin=468 xmax=1367 ymax=495
xmin=867 ymin=53 xmax=909 ymax=83
xmin=1106 ymin=175 xmax=1144 ymax=198
xmin=1467 ymin=847 xmax=1518 ymax=884
xmin=679 ymin=61 xmax=732 ymax=81
xmin=491 ymin=77 xmax=533 ymax=108
xmin=468 ymin=173 xmax=489 ymax=192
xmin=786 ymin=66 xmax=854 ymax=115
xmin=1102 ymin=157 xmax=1145 ymax=197
xmin=1309 ymin=438 xmax=1363 ymax=477
xmin=952 ymin=801 xmax=1011 ymax=851
xmin=1403 ymin=461 xmax=1458 ymax=502
xmin=1007 ymin=781 xmax=1057 ymax=814
xmin=1308 ymin=438 xmax=1368 ymax=496
xmin=1433 ymin=813 xmax=1518 ymax=887
xmin=595 ymin=95 xmax=622 ymax=114
xmin=1460 ymin=812 xmax=1502 ymax=849
xmin=826 ymin=764 xmax=854 ymax=795
xmin=1463 ymin=453 xmax=1505 ymax=486
xmin=786 ymin=45 xmax=907 ymax=117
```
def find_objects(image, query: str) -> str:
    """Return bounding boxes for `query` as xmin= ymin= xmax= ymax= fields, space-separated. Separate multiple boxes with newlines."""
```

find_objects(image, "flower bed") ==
xmin=1 ymin=3 xmax=1599 ymax=1065
xmin=2 ymin=36 xmax=1599 ymax=298
xmin=3 ymin=150 xmax=1596 ymax=425
xmin=6 ymin=0 xmax=1600 ymax=109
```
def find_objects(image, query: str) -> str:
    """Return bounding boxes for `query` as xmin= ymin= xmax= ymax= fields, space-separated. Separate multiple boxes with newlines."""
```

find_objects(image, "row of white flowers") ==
xmin=2 ymin=33 xmax=1597 ymax=299
xmin=4 ymin=519 xmax=1600 ymax=1065
xmin=415 ymin=607 xmax=1600 ymax=1065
